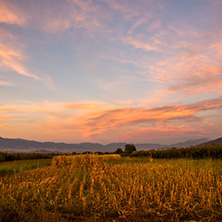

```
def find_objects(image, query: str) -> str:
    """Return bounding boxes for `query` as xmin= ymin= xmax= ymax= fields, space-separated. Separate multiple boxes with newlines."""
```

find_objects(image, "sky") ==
xmin=0 ymin=0 xmax=222 ymax=145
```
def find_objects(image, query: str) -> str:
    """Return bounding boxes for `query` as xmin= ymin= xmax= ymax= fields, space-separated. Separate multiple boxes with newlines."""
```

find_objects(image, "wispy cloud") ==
xmin=0 ymin=1 xmax=54 ymax=87
xmin=0 ymin=43 xmax=39 ymax=80
xmin=0 ymin=80 xmax=14 ymax=86
xmin=167 ymin=39 xmax=222 ymax=95
xmin=65 ymin=103 xmax=102 ymax=110
xmin=123 ymin=37 xmax=158 ymax=52
xmin=134 ymin=28 xmax=222 ymax=97
xmin=0 ymin=0 xmax=26 ymax=25
xmin=0 ymin=42 xmax=54 ymax=87
xmin=40 ymin=0 xmax=104 ymax=34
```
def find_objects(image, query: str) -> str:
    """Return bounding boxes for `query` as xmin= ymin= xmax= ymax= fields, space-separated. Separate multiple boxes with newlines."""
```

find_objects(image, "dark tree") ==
xmin=115 ymin=148 xmax=123 ymax=154
xmin=125 ymin=144 xmax=136 ymax=154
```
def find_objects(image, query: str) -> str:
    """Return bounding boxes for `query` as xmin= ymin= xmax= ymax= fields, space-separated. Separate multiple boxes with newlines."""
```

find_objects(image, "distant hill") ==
xmin=0 ymin=137 xmax=104 ymax=153
xmin=199 ymin=137 xmax=222 ymax=146
xmin=0 ymin=136 xmax=210 ymax=153
xmin=169 ymin=138 xmax=209 ymax=148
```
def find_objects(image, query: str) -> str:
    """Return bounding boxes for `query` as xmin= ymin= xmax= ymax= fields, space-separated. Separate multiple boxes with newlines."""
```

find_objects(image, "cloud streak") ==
xmin=0 ymin=80 xmax=14 ymax=86
xmin=0 ymin=0 xmax=26 ymax=25
xmin=123 ymin=37 xmax=158 ymax=52
xmin=0 ymin=42 xmax=54 ymax=87
xmin=0 ymin=1 xmax=53 ymax=87
xmin=0 ymin=43 xmax=39 ymax=80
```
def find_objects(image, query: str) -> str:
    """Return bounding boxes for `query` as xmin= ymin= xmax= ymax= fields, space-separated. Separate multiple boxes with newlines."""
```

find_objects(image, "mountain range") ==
xmin=0 ymin=136 xmax=213 ymax=153
xmin=199 ymin=137 xmax=222 ymax=146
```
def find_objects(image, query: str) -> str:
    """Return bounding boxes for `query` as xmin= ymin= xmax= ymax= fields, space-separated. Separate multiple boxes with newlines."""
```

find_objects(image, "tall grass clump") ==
xmin=52 ymin=154 xmax=121 ymax=168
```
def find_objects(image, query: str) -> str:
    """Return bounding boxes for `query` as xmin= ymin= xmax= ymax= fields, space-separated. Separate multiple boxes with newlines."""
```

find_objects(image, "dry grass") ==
xmin=52 ymin=154 xmax=121 ymax=168
xmin=0 ymin=155 xmax=222 ymax=221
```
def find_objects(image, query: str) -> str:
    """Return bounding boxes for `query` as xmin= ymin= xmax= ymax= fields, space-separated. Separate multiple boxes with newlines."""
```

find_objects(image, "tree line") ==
xmin=0 ymin=152 xmax=56 ymax=162
xmin=128 ymin=144 xmax=222 ymax=159
xmin=1 ymin=143 xmax=221 ymax=162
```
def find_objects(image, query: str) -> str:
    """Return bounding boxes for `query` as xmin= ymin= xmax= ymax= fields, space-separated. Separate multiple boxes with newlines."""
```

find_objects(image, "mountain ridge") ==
xmin=199 ymin=137 xmax=222 ymax=146
xmin=0 ymin=136 xmax=210 ymax=153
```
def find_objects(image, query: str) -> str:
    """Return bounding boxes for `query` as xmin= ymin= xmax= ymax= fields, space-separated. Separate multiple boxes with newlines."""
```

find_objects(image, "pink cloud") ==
xmin=65 ymin=103 xmax=102 ymax=110
xmin=0 ymin=2 xmax=53 ymax=87
xmin=149 ymin=30 xmax=222 ymax=95
xmin=0 ymin=106 xmax=16 ymax=112
xmin=123 ymin=37 xmax=158 ymax=52
xmin=0 ymin=0 xmax=26 ymax=26
xmin=0 ymin=41 xmax=53 ymax=87
xmin=167 ymin=62 xmax=222 ymax=94
xmin=41 ymin=0 xmax=104 ymax=34
xmin=0 ymin=80 xmax=14 ymax=86
xmin=121 ymin=21 xmax=222 ymax=98
xmin=0 ymin=114 xmax=10 ymax=121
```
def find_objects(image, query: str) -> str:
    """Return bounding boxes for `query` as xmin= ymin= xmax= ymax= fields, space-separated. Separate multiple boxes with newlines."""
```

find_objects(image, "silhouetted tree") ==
xmin=125 ymin=144 xmax=136 ymax=154
xmin=115 ymin=148 xmax=123 ymax=154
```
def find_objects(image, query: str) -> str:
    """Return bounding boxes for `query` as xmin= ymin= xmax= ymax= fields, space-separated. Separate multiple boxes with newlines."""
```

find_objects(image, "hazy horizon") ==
xmin=0 ymin=0 xmax=222 ymax=144
xmin=0 ymin=135 xmax=211 ymax=146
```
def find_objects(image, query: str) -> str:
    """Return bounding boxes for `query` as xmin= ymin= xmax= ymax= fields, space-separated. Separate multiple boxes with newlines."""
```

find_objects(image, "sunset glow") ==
xmin=0 ymin=0 xmax=222 ymax=144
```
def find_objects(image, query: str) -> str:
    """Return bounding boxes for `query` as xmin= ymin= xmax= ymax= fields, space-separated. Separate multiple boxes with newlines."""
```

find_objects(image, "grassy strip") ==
xmin=0 ymin=159 xmax=52 ymax=177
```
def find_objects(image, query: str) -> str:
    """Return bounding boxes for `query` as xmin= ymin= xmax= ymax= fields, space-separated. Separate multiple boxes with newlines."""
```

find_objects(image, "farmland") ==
xmin=1 ymin=155 xmax=222 ymax=221
xmin=0 ymin=159 xmax=52 ymax=177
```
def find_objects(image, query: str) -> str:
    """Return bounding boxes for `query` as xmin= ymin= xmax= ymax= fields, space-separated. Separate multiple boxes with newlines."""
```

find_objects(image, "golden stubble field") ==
xmin=0 ymin=154 xmax=222 ymax=221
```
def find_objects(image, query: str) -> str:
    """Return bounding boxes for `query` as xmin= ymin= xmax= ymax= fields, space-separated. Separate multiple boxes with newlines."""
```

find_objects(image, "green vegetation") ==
xmin=124 ymin=143 xmax=136 ymax=154
xmin=129 ymin=144 xmax=222 ymax=159
xmin=0 ymin=159 xmax=52 ymax=177
xmin=114 ymin=148 xmax=123 ymax=154
xmin=1 ymin=155 xmax=222 ymax=221
xmin=0 ymin=151 xmax=55 ymax=162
